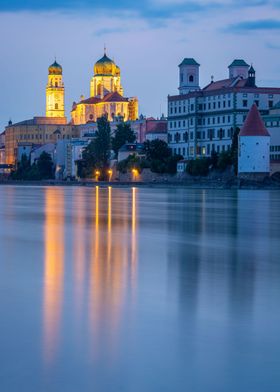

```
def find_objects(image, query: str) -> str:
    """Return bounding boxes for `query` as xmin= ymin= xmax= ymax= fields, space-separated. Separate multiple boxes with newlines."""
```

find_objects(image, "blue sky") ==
xmin=1 ymin=0 xmax=280 ymax=130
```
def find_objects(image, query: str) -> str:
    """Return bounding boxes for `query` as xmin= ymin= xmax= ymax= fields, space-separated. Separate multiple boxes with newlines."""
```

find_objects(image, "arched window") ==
xmin=189 ymin=75 xmax=194 ymax=82
xmin=55 ymin=103 xmax=58 ymax=110
xmin=55 ymin=82 xmax=58 ymax=87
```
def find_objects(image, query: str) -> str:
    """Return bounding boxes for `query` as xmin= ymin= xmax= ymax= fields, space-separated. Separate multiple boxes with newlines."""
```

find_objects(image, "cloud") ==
xmin=226 ymin=19 xmax=280 ymax=33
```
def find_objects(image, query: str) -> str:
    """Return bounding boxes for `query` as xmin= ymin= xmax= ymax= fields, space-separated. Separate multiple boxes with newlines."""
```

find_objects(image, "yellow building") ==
xmin=5 ymin=117 xmax=79 ymax=165
xmin=71 ymin=52 xmax=138 ymax=125
xmin=5 ymin=60 xmax=79 ymax=165
xmin=46 ymin=61 xmax=65 ymax=118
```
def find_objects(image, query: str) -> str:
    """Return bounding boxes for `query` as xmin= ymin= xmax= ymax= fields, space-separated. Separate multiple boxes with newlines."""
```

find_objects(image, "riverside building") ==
xmin=168 ymin=58 xmax=280 ymax=159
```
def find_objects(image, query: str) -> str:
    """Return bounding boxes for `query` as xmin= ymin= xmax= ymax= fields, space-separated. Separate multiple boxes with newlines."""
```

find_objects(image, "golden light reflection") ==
xmin=89 ymin=187 xmax=136 ymax=362
xmin=43 ymin=188 xmax=65 ymax=366
xmin=131 ymin=187 xmax=137 ymax=288
xmin=73 ymin=189 xmax=86 ymax=315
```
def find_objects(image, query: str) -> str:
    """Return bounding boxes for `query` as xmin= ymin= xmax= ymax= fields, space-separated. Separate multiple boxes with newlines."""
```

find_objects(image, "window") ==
xmin=189 ymin=75 xmax=194 ymax=82
xmin=269 ymin=100 xmax=273 ymax=108
xmin=55 ymin=103 xmax=58 ymax=110
xmin=255 ymin=100 xmax=259 ymax=107
xmin=243 ymin=100 xmax=248 ymax=107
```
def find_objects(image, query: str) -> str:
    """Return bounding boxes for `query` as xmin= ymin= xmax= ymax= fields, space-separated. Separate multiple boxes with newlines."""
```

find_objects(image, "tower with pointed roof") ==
xmin=178 ymin=58 xmax=200 ymax=94
xmin=46 ymin=60 xmax=65 ymax=118
xmin=238 ymin=104 xmax=271 ymax=177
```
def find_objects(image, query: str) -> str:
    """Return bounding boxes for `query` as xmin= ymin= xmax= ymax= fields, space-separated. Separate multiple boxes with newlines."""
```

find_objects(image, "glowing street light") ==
xmin=132 ymin=168 xmax=138 ymax=181
xmin=108 ymin=169 xmax=113 ymax=182
xmin=95 ymin=170 xmax=100 ymax=182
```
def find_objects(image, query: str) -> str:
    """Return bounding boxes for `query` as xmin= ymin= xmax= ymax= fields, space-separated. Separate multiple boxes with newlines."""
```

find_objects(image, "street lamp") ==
xmin=108 ymin=169 xmax=113 ymax=182
xmin=95 ymin=170 xmax=100 ymax=182
xmin=132 ymin=168 xmax=138 ymax=181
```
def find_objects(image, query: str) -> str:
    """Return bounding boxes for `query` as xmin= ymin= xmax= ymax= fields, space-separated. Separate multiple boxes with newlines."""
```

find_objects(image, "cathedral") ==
xmin=70 ymin=51 xmax=139 ymax=125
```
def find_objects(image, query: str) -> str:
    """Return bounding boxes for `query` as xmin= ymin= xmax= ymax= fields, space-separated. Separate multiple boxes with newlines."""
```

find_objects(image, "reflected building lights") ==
xmin=43 ymin=188 xmax=65 ymax=366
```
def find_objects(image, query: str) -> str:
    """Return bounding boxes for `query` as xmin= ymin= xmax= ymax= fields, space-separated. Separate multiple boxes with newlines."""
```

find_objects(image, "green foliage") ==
xmin=11 ymin=152 xmax=54 ymax=180
xmin=117 ymin=154 xmax=142 ymax=174
xmin=187 ymin=158 xmax=211 ymax=177
xmin=144 ymin=139 xmax=171 ymax=161
xmin=231 ymin=127 xmax=239 ymax=175
xmin=217 ymin=151 xmax=232 ymax=172
xmin=37 ymin=151 xmax=54 ymax=179
xmin=80 ymin=115 xmax=111 ymax=178
xmin=94 ymin=116 xmax=111 ymax=170
xmin=111 ymin=122 xmax=136 ymax=155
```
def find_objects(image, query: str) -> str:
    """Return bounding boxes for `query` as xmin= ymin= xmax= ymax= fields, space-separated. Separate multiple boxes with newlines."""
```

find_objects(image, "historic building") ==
xmin=5 ymin=61 xmax=78 ymax=165
xmin=46 ymin=60 xmax=65 ymax=118
xmin=71 ymin=51 xmax=138 ymax=125
xmin=238 ymin=104 xmax=270 ymax=178
xmin=168 ymin=58 xmax=280 ymax=159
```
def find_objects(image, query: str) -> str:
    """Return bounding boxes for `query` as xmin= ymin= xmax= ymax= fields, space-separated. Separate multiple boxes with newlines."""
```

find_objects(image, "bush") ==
xmin=217 ymin=151 xmax=232 ymax=171
xmin=187 ymin=158 xmax=211 ymax=176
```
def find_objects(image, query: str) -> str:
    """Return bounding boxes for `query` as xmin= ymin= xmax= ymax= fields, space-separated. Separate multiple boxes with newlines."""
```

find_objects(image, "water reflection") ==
xmin=88 ymin=187 xmax=138 ymax=362
xmin=43 ymin=188 xmax=65 ymax=366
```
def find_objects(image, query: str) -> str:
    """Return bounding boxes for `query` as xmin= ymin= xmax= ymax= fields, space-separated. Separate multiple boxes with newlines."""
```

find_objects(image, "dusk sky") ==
xmin=1 ymin=0 xmax=280 ymax=130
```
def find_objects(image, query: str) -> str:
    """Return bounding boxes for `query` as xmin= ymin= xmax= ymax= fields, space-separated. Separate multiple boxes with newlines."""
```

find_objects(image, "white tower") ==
xmin=228 ymin=59 xmax=249 ymax=79
xmin=178 ymin=58 xmax=200 ymax=95
xmin=238 ymin=104 xmax=270 ymax=178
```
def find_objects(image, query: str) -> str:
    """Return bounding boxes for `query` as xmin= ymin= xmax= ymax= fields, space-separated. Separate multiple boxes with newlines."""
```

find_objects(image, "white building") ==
xmin=168 ymin=58 xmax=280 ymax=159
xmin=56 ymin=139 xmax=89 ymax=179
xmin=238 ymin=104 xmax=270 ymax=177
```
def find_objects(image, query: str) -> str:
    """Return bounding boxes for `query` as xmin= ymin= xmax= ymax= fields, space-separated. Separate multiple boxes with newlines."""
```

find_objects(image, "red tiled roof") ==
xmin=102 ymin=92 xmax=129 ymax=102
xmin=203 ymin=77 xmax=248 ymax=91
xmin=240 ymin=104 xmax=270 ymax=137
xmin=80 ymin=97 xmax=101 ymax=104
xmin=146 ymin=121 xmax=167 ymax=133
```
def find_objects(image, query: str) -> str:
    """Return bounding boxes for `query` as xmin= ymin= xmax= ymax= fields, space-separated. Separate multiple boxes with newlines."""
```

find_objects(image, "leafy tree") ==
xmin=217 ymin=151 xmax=232 ymax=171
xmin=117 ymin=154 xmax=142 ymax=174
xmin=166 ymin=154 xmax=183 ymax=174
xmin=80 ymin=141 xmax=97 ymax=178
xmin=93 ymin=116 xmax=111 ymax=176
xmin=187 ymin=158 xmax=211 ymax=176
xmin=144 ymin=139 xmax=171 ymax=161
xmin=37 ymin=152 xmax=54 ymax=179
xmin=112 ymin=122 xmax=136 ymax=155
xmin=231 ymin=127 xmax=240 ymax=175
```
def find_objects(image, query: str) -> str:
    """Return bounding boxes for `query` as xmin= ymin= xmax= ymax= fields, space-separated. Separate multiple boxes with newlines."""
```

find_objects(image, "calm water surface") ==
xmin=0 ymin=185 xmax=280 ymax=392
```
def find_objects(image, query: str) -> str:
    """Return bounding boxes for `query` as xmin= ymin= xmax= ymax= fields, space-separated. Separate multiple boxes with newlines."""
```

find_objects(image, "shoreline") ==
xmin=1 ymin=179 xmax=280 ymax=190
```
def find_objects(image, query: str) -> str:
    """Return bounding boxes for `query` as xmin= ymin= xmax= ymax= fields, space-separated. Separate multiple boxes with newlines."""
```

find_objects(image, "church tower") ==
xmin=178 ymin=58 xmax=200 ymax=95
xmin=46 ymin=60 xmax=65 ymax=117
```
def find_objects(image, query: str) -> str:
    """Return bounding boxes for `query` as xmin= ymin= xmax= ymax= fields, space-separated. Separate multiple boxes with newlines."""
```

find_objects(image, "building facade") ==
xmin=238 ymin=104 xmax=270 ymax=177
xmin=71 ymin=52 xmax=138 ymax=125
xmin=168 ymin=58 xmax=280 ymax=159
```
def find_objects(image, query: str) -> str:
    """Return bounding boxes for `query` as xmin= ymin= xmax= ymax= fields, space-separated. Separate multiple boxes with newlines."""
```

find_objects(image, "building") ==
xmin=263 ymin=102 xmax=280 ymax=162
xmin=78 ymin=116 xmax=167 ymax=143
xmin=71 ymin=51 xmax=138 ymax=125
xmin=117 ymin=143 xmax=145 ymax=162
xmin=168 ymin=58 xmax=280 ymax=159
xmin=5 ymin=117 xmax=78 ymax=165
xmin=56 ymin=139 xmax=89 ymax=179
xmin=30 ymin=143 xmax=56 ymax=165
xmin=46 ymin=60 xmax=65 ymax=118
xmin=238 ymin=104 xmax=270 ymax=177
xmin=5 ymin=60 xmax=78 ymax=165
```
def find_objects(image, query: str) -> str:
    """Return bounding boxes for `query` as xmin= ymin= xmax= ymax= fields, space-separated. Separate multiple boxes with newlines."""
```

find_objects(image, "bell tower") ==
xmin=178 ymin=58 xmax=200 ymax=95
xmin=46 ymin=60 xmax=65 ymax=117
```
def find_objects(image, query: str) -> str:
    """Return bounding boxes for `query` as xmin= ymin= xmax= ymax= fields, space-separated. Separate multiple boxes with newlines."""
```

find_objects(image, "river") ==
xmin=0 ymin=186 xmax=279 ymax=391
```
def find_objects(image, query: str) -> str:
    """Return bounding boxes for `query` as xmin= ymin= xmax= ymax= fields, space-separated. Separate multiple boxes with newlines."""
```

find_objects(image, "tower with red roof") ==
xmin=238 ymin=103 xmax=271 ymax=177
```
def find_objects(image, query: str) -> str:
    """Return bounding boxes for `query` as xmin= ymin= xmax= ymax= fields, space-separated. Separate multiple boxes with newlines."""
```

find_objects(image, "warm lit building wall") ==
xmin=46 ymin=62 xmax=65 ymax=118
xmin=5 ymin=117 xmax=79 ymax=165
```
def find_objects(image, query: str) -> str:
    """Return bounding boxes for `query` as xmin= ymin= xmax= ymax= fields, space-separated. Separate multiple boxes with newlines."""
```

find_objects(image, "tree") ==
xmin=231 ymin=127 xmax=240 ymax=175
xmin=111 ymin=122 xmax=136 ymax=155
xmin=79 ymin=115 xmax=111 ymax=178
xmin=144 ymin=139 xmax=171 ymax=161
xmin=37 ymin=151 xmax=54 ymax=179
xmin=94 ymin=115 xmax=111 ymax=171
xmin=11 ymin=153 xmax=31 ymax=180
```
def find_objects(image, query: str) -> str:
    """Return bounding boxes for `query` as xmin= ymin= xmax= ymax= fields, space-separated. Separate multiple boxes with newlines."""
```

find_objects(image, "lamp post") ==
xmin=108 ymin=169 xmax=112 ymax=182
xmin=131 ymin=168 xmax=138 ymax=181
xmin=95 ymin=170 xmax=100 ymax=182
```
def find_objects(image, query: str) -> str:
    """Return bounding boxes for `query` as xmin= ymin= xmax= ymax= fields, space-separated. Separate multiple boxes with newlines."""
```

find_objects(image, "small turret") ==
xmin=246 ymin=64 xmax=256 ymax=87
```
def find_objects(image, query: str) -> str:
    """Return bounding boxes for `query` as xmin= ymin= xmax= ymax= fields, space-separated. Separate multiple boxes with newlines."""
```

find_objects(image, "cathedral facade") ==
xmin=71 ymin=52 xmax=139 ymax=125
